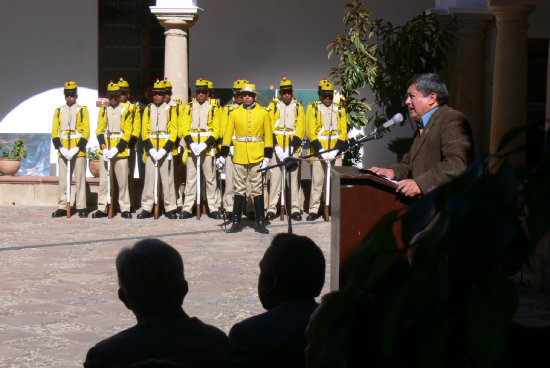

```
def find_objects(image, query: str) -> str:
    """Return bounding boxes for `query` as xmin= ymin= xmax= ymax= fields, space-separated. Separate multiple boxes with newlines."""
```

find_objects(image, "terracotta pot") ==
xmin=88 ymin=159 xmax=100 ymax=177
xmin=0 ymin=158 xmax=21 ymax=176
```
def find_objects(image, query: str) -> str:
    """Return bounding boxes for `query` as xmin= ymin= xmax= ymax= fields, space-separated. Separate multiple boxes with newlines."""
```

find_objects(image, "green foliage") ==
xmin=328 ymin=1 xmax=456 ymax=161
xmin=372 ymin=13 xmax=456 ymax=125
xmin=313 ymin=131 xmax=549 ymax=367
xmin=86 ymin=146 xmax=100 ymax=160
xmin=0 ymin=136 xmax=27 ymax=159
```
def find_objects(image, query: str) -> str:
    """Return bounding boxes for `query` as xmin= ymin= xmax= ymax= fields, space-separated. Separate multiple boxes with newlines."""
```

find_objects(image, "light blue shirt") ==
xmin=418 ymin=106 xmax=439 ymax=129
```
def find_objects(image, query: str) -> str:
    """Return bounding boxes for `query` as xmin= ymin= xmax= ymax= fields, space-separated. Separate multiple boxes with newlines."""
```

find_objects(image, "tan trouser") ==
xmin=57 ymin=156 xmax=87 ymax=210
xmin=98 ymin=155 xmax=130 ymax=212
xmin=128 ymin=148 xmax=136 ymax=209
xmin=223 ymin=157 xmax=235 ymax=211
xmin=309 ymin=157 xmax=342 ymax=214
xmin=173 ymin=153 xmax=184 ymax=208
xmin=267 ymin=153 xmax=300 ymax=214
xmin=183 ymin=154 xmax=220 ymax=212
xmin=234 ymin=162 xmax=263 ymax=198
xmin=141 ymin=155 xmax=177 ymax=212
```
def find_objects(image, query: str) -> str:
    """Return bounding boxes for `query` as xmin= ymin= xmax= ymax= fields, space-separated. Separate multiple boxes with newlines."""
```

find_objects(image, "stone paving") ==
xmin=0 ymin=205 xmax=331 ymax=367
xmin=1 ymin=205 xmax=549 ymax=367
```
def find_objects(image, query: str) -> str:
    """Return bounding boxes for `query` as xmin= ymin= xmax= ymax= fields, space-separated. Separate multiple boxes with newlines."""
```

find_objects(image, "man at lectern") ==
xmin=370 ymin=73 xmax=473 ymax=198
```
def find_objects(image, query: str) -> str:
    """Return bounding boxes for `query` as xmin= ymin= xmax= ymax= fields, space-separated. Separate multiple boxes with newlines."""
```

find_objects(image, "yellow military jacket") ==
xmin=268 ymin=97 xmax=305 ymax=153
xmin=96 ymin=103 xmax=133 ymax=158
xmin=128 ymin=103 xmax=142 ymax=150
xmin=181 ymin=99 xmax=221 ymax=156
xmin=51 ymin=103 xmax=90 ymax=157
xmin=220 ymin=101 xmax=242 ymax=156
xmin=306 ymin=101 xmax=347 ymax=153
xmin=222 ymin=103 xmax=273 ymax=165
xmin=141 ymin=102 xmax=178 ymax=162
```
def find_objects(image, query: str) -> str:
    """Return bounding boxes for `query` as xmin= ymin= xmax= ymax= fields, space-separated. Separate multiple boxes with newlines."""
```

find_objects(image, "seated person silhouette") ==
xmin=83 ymin=238 xmax=231 ymax=368
xmin=228 ymin=233 xmax=326 ymax=368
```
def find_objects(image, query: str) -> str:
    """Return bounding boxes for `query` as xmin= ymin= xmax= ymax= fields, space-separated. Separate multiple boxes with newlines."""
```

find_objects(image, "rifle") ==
xmin=66 ymin=129 xmax=71 ymax=218
xmin=280 ymin=127 xmax=286 ymax=222
xmin=154 ymin=120 xmax=160 ymax=220
xmin=106 ymin=121 xmax=114 ymax=219
xmin=196 ymin=130 xmax=202 ymax=220
xmin=324 ymin=114 xmax=332 ymax=221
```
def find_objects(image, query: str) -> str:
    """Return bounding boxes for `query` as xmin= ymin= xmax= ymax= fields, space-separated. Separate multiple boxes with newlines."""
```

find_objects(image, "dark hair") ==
xmin=116 ymin=238 xmax=186 ymax=310
xmin=407 ymin=73 xmax=449 ymax=105
xmin=262 ymin=233 xmax=325 ymax=299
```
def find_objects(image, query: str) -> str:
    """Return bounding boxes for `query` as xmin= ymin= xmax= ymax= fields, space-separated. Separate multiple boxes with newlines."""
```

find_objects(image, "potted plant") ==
xmin=87 ymin=146 xmax=100 ymax=177
xmin=0 ymin=136 xmax=27 ymax=175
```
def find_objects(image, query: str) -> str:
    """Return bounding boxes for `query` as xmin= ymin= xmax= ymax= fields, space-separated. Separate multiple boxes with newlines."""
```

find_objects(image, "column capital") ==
xmin=486 ymin=0 xmax=538 ymax=16
xmin=150 ymin=1 xmax=202 ymax=31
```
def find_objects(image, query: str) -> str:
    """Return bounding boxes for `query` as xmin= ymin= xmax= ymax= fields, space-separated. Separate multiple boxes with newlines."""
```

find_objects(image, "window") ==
xmin=98 ymin=0 xmax=165 ymax=100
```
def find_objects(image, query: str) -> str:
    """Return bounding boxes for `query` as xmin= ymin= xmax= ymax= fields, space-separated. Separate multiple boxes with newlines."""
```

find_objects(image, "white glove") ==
xmin=149 ymin=148 xmax=158 ymax=162
xmin=189 ymin=142 xmax=199 ymax=156
xmin=260 ymin=157 xmax=271 ymax=169
xmin=230 ymin=145 xmax=234 ymax=156
xmin=275 ymin=146 xmax=288 ymax=161
xmin=167 ymin=152 xmax=173 ymax=161
xmin=59 ymin=147 xmax=70 ymax=159
xmin=216 ymin=156 xmax=226 ymax=170
xmin=326 ymin=150 xmax=338 ymax=160
xmin=157 ymin=148 xmax=167 ymax=160
xmin=319 ymin=149 xmax=329 ymax=161
xmin=66 ymin=147 xmax=80 ymax=160
xmin=286 ymin=146 xmax=293 ymax=156
xmin=197 ymin=142 xmax=207 ymax=154
xmin=104 ymin=147 xmax=118 ymax=160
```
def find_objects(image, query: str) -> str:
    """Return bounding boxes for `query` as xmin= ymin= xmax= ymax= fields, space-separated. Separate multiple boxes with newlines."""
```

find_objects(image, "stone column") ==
xmin=486 ymin=0 xmax=538 ymax=168
xmin=150 ymin=0 xmax=202 ymax=105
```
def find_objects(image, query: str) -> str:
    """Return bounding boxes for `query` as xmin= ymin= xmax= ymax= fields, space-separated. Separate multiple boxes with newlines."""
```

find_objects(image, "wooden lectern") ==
xmin=330 ymin=166 xmax=410 ymax=290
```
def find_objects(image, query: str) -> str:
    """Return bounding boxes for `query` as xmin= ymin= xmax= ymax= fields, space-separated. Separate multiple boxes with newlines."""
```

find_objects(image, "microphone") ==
xmin=373 ymin=113 xmax=404 ymax=134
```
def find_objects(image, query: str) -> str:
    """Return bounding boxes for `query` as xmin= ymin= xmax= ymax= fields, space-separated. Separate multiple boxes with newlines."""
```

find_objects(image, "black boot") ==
xmin=254 ymin=195 xmax=269 ymax=234
xmin=227 ymin=195 xmax=243 ymax=233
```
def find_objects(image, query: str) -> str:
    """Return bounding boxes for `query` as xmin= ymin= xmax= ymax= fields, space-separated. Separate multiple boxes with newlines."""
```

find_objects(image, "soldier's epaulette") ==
xmin=173 ymin=99 xmax=183 ymax=105
xmin=227 ymin=105 xmax=235 ymax=111
xmin=272 ymin=97 xmax=280 ymax=103
xmin=263 ymin=106 xmax=271 ymax=112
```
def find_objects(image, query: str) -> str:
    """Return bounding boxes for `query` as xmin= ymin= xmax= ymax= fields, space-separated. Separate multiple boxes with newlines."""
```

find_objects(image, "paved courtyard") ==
xmin=0 ymin=205 xmax=332 ymax=367
xmin=1 ymin=205 xmax=549 ymax=367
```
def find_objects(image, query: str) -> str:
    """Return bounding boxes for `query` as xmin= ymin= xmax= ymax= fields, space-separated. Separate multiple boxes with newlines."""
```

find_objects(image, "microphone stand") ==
xmin=258 ymin=123 xmax=393 ymax=234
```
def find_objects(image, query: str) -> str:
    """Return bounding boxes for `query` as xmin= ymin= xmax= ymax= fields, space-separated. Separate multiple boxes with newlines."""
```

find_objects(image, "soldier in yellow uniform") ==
xmin=266 ymin=76 xmax=306 ymax=221
xmin=306 ymin=79 xmax=347 ymax=221
xmin=219 ymin=78 xmax=247 ymax=219
xmin=51 ymin=80 xmax=90 ymax=218
xmin=118 ymin=77 xmax=141 ymax=212
xmin=217 ymin=84 xmax=273 ymax=233
xmin=137 ymin=79 xmax=179 ymax=219
xmin=179 ymin=77 xmax=221 ymax=219
xmin=92 ymin=81 xmax=133 ymax=218
xmin=162 ymin=78 xmax=185 ymax=213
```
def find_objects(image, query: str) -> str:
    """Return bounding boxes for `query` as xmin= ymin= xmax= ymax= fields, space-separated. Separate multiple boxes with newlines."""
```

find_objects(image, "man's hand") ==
xmin=66 ymin=147 xmax=80 ymax=160
xmin=275 ymin=146 xmax=288 ymax=161
xmin=396 ymin=179 xmax=422 ymax=198
xmin=189 ymin=142 xmax=200 ymax=156
xmin=325 ymin=150 xmax=338 ymax=161
xmin=369 ymin=167 xmax=396 ymax=179
xmin=104 ymin=147 xmax=118 ymax=160
xmin=157 ymin=148 xmax=167 ymax=160
xmin=59 ymin=147 xmax=70 ymax=160
xmin=148 ymin=148 xmax=158 ymax=162
xmin=216 ymin=156 xmax=226 ymax=170
xmin=230 ymin=145 xmax=234 ymax=156
xmin=260 ymin=157 xmax=271 ymax=169
xmin=197 ymin=142 xmax=207 ymax=154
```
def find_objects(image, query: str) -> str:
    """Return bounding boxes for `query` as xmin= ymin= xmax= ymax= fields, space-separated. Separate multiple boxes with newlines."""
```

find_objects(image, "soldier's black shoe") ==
xmin=266 ymin=212 xmax=276 ymax=221
xmin=52 ymin=209 xmax=67 ymax=218
xmin=306 ymin=213 xmax=320 ymax=221
xmin=208 ymin=211 xmax=221 ymax=219
xmin=78 ymin=210 xmax=89 ymax=218
xmin=179 ymin=211 xmax=193 ymax=219
xmin=247 ymin=211 xmax=256 ymax=221
xmin=253 ymin=195 xmax=269 ymax=234
xmin=121 ymin=211 xmax=132 ymax=219
xmin=291 ymin=212 xmax=302 ymax=221
xmin=165 ymin=210 xmax=178 ymax=219
xmin=137 ymin=210 xmax=153 ymax=219
xmin=225 ymin=212 xmax=232 ymax=220
xmin=227 ymin=195 xmax=244 ymax=233
xmin=92 ymin=210 xmax=108 ymax=218
xmin=176 ymin=206 xmax=183 ymax=214
xmin=130 ymin=207 xmax=136 ymax=213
